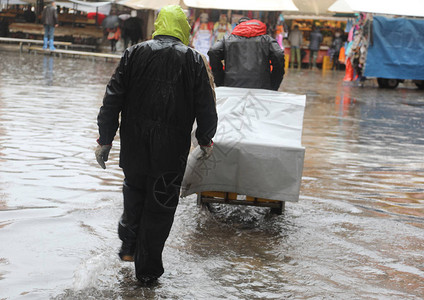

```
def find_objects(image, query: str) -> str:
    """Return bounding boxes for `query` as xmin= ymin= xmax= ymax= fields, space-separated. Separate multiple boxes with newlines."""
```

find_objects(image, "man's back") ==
xmin=208 ymin=19 xmax=285 ymax=91
xmin=41 ymin=4 xmax=57 ymax=26
xmin=309 ymin=29 xmax=323 ymax=51
xmin=123 ymin=37 xmax=205 ymax=130
xmin=98 ymin=35 xmax=217 ymax=177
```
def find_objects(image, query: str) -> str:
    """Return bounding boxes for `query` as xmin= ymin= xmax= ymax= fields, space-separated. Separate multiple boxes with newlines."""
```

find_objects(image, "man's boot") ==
xmin=49 ymin=39 xmax=56 ymax=51
xmin=43 ymin=37 xmax=48 ymax=49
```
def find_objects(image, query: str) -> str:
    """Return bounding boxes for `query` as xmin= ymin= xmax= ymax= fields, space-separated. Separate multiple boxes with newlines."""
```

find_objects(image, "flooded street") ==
xmin=0 ymin=50 xmax=423 ymax=299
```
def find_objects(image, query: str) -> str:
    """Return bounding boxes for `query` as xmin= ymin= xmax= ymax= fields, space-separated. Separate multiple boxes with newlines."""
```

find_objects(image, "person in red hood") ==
xmin=208 ymin=17 xmax=285 ymax=91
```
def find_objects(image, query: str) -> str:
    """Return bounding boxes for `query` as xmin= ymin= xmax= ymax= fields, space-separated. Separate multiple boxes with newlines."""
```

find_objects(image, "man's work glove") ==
xmin=95 ymin=140 xmax=112 ymax=169
xmin=197 ymin=140 xmax=214 ymax=160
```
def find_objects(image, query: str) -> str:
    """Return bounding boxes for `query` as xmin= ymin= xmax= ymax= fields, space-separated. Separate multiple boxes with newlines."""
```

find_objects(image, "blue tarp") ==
xmin=364 ymin=16 xmax=424 ymax=80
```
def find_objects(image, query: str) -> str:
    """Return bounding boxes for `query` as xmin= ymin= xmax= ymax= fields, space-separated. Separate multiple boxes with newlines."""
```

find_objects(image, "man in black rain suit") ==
xmin=95 ymin=5 xmax=217 ymax=285
xmin=208 ymin=17 xmax=285 ymax=91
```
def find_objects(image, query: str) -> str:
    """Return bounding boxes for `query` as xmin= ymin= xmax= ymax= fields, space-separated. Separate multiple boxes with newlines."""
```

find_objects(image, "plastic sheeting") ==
xmin=364 ymin=16 xmax=424 ymax=81
xmin=181 ymin=87 xmax=306 ymax=202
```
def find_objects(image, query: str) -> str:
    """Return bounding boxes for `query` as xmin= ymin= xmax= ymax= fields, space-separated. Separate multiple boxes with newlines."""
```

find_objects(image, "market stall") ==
xmin=54 ymin=0 xmax=112 ymax=26
xmin=283 ymin=14 xmax=350 ymax=67
xmin=329 ymin=0 xmax=424 ymax=87
xmin=2 ymin=0 xmax=113 ymax=44
xmin=182 ymin=0 xmax=298 ymax=59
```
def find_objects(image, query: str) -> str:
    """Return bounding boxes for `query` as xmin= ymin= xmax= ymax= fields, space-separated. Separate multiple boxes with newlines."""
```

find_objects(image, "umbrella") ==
xmin=102 ymin=15 xmax=120 ymax=29
xmin=119 ymin=14 xmax=131 ymax=20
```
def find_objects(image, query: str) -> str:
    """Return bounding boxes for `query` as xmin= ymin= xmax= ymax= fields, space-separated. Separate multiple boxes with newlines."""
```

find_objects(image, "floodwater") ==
xmin=0 ymin=50 xmax=423 ymax=300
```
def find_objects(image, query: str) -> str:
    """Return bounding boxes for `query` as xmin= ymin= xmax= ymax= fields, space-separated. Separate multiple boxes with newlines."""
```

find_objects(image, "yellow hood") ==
xmin=152 ymin=5 xmax=191 ymax=46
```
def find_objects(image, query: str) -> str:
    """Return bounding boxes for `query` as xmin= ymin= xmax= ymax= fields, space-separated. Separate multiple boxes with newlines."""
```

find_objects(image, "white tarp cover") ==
xmin=328 ymin=0 xmax=424 ymax=18
xmin=183 ymin=0 xmax=298 ymax=12
xmin=181 ymin=87 xmax=306 ymax=202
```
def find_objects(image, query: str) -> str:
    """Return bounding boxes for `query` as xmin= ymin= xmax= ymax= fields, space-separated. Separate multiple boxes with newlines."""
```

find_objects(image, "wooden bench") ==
xmin=0 ymin=37 xmax=72 ymax=52
xmin=27 ymin=46 xmax=121 ymax=61
xmin=8 ymin=23 xmax=104 ymax=40
xmin=57 ymin=14 xmax=97 ymax=26
xmin=0 ymin=12 xmax=17 ymax=18
xmin=67 ymin=43 xmax=97 ymax=52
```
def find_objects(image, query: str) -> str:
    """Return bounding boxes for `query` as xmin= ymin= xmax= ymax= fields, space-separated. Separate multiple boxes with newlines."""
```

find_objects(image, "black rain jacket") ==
xmin=97 ymin=35 xmax=218 ymax=177
xmin=208 ymin=20 xmax=285 ymax=91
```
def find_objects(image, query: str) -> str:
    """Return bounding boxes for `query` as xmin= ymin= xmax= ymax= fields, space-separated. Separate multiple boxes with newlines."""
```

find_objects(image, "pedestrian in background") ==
xmin=308 ymin=26 xmax=323 ymax=69
xmin=122 ymin=16 xmax=143 ymax=49
xmin=331 ymin=30 xmax=343 ymax=70
xmin=208 ymin=17 xmax=285 ymax=91
xmin=95 ymin=5 xmax=217 ymax=285
xmin=107 ymin=26 xmax=121 ymax=52
xmin=288 ymin=25 xmax=303 ymax=69
xmin=41 ymin=0 xmax=58 ymax=51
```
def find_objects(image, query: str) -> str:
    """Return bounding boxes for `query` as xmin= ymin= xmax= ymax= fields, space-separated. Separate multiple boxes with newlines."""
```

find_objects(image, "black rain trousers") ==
xmin=119 ymin=171 xmax=182 ymax=279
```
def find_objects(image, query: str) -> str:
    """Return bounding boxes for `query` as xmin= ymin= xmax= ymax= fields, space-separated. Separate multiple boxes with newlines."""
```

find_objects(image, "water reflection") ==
xmin=335 ymin=86 xmax=356 ymax=118
xmin=43 ymin=56 xmax=54 ymax=86
xmin=0 ymin=52 xmax=423 ymax=299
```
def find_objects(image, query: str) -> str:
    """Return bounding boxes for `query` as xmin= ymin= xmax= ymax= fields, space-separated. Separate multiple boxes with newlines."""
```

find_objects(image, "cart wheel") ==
xmin=197 ymin=193 xmax=213 ymax=212
xmin=414 ymin=80 xmax=424 ymax=90
xmin=196 ymin=193 xmax=203 ymax=207
xmin=270 ymin=201 xmax=285 ymax=215
xmin=377 ymin=78 xmax=398 ymax=89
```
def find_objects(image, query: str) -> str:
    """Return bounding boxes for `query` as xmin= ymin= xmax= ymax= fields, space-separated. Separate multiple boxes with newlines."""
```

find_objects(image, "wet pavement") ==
xmin=0 ymin=50 xmax=423 ymax=299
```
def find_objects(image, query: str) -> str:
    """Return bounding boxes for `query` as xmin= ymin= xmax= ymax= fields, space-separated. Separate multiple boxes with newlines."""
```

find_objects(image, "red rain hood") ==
xmin=231 ymin=19 xmax=267 ymax=37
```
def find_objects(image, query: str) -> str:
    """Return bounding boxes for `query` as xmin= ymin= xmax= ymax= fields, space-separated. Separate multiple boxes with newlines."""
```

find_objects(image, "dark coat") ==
xmin=332 ymin=36 xmax=343 ymax=52
xmin=122 ymin=17 xmax=143 ymax=46
xmin=97 ymin=35 xmax=217 ymax=177
xmin=41 ymin=4 xmax=57 ymax=26
xmin=208 ymin=19 xmax=285 ymax=91
xmin=309 ymin=29 xmax=323 ymax=51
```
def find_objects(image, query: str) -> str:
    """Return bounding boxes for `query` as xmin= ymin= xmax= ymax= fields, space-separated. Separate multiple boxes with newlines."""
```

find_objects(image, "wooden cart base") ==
xmin=197 ymin=191 xmax=285 ymax=215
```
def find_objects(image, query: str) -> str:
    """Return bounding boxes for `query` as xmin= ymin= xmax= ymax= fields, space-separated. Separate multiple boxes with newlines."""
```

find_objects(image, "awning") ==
xmin=183 ymin=0 xmax=298 ymax=12
xmin=327 ymin=0 xmax=353 ymax=13
xmin=329 ymin=0 xmax=424 ymax=18
xmin=292 ymin=0 xmax=336 ymax=15
xmin=283 ymin=14 xmax=349 ymax=21
xmin=0 ymin=0 xmax=30 ymax=4
xmin=55 ymin=0 xmax=112 ymax=15
xmin=118 ymin=0 xmax=185 ymax=11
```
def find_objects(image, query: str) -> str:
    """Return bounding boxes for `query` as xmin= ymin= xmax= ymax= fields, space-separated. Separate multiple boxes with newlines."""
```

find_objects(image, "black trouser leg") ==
xmin=118 ymin=179 xmax=146 ymax=258
xmin=110 ymin=40 xmax=116 ymax=52
xmin=134 ymin=175 xmax=181 ymax=280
